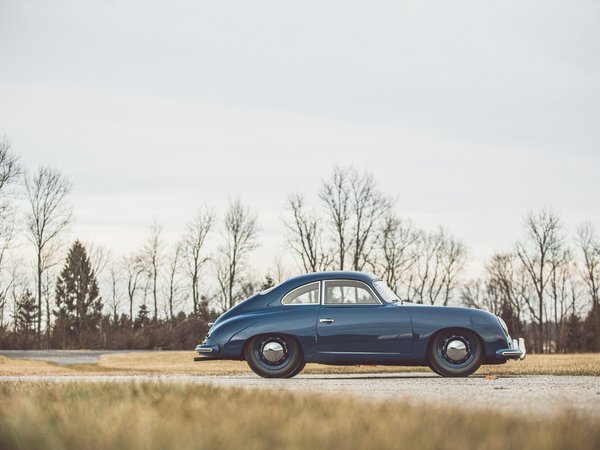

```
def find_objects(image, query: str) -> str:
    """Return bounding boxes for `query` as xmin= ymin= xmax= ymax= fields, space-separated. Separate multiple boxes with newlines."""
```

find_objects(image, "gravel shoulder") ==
xmin=2 ymin=372 xmax=599 ymax=418
xmin=0 ymin=350 xmax=140 ymax=365
xmin=1 ymin=350 xmax=598 ymax=418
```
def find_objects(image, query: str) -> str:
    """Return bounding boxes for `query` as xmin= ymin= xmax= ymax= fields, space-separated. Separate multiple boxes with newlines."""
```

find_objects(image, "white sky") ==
xmin=1 ymin=0 xmax=599 ymax=278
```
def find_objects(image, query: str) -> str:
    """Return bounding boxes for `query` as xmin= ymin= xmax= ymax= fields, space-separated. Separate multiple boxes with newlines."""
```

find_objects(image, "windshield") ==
xmin=373 ymin=280 xmax=401 ymax=303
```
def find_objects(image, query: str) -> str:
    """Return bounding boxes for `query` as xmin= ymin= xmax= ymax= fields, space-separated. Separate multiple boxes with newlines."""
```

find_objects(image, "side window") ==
xmin=281 ymin=282 xmax=320 ymax=305
xmin=324 ymin=280 xmax=379 ymax=305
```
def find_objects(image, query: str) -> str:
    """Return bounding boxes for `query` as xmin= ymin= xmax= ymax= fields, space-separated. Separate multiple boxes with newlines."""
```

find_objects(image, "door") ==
xmin=316 ymin=280 xmax=412 ymax=359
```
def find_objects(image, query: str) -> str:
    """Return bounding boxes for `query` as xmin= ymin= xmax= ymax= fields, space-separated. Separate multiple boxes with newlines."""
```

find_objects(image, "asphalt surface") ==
xmin=0 ymin=350 xmax=140 ymax=365
xmin=1 ymin=351 xmax=599 ymax=417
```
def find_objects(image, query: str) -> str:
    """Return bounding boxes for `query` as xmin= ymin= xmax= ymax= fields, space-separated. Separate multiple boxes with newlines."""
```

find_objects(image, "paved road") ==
xmin=0 ymin=350 xmax=142 ymax=365
xmin=1 ymin=351 xmax=598 ymax=417
xmin=1 ymin=372 xmax=598 ymax=418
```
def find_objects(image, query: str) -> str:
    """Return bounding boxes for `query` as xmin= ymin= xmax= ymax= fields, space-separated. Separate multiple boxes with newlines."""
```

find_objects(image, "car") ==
xmin=194 ymin=271 xmax=526 ymax=378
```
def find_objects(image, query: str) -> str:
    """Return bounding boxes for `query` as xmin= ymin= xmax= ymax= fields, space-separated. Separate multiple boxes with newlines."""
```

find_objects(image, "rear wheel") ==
xmin=428 ymin=329 xmax=483 ymax=377
xmin=245 ymin=335 xmax=304 ymax=378
xmin=285 ymin=360 xmax=306 ymax=378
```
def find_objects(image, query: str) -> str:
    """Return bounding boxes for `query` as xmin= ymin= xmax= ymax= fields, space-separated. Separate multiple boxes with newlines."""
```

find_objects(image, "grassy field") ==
xmin=1 ymin=352 xmax=599 ymax=376
xmin=0 ymin=381 xmax=598 ymax=450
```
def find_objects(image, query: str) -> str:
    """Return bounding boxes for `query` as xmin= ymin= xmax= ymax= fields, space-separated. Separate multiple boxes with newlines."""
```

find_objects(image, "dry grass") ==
xmin=0 ymin=381 xmax=598 ymax=450
xmin=0 ymin=353 xmax=599 ymax=377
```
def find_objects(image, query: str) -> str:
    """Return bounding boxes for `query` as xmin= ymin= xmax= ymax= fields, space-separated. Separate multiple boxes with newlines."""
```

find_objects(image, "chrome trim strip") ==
xmin=498 ymin=349 xmax=522 ymax=357
xmin=195 ymin=347 xmax=213 ymax=353
xmin=320 ymin=351 xmax=401 ymax=355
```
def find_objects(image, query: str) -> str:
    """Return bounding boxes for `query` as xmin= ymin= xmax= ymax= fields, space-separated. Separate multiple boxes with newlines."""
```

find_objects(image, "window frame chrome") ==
xmin=280 ymin=281 xmax=321 ymax=306
xmin=321 ymin=279 xmax=383 ymax=306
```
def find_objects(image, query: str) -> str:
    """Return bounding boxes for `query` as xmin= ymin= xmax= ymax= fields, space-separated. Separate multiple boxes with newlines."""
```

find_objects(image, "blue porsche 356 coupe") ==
xmin=194 ymin=271 xmax=525 ymax=378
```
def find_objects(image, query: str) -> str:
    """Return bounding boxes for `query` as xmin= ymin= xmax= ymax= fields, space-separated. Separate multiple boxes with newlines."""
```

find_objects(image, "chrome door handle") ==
xmin=319 ymin=318 xmax=334 ymax=324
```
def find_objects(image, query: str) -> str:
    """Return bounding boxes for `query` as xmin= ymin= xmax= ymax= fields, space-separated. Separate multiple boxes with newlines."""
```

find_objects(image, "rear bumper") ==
xmin=496 ymin=338 xmax=526 ymax=361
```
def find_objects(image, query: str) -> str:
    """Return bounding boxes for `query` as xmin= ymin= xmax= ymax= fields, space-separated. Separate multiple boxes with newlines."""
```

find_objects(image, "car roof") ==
xmin=284 ymin=271 xmax=380 ymax=285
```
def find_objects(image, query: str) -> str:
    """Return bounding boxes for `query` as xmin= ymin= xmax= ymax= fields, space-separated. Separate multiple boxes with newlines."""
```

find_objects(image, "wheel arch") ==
xmin=242 ymin=332 xmax=305 ymax=362
xmin=425 ymin=327 xmax=485 ymax=363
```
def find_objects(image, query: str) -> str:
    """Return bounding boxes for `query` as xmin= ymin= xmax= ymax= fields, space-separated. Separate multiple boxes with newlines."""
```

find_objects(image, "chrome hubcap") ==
xmin=261 ymin=341 xmax=285 ymax=363
xmin=446 ymin=339 xmax=468 ymax=362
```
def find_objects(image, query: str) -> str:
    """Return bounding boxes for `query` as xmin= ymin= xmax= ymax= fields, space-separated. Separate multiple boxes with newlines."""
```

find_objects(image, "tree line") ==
xmin=0 ymin=138 xmax=598 ymax=352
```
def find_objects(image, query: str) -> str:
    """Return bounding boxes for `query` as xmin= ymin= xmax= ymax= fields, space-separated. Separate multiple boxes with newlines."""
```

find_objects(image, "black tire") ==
xmin=285 ymin=360 xmax=306 ymax=378
xmin=245 ymin=334 xmax=304 ymax=378
xmin=428 ymin=329 xmax=483 ymax=377
xmin=427 ymin=360 xmax=443 ymax=376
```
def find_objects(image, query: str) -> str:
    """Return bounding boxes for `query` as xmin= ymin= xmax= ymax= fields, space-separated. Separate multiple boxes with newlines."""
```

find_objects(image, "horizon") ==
xmin=1 ymin=0 xmax=599 ymax=298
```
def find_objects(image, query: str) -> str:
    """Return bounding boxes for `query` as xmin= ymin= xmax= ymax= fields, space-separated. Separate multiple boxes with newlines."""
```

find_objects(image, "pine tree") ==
xmin=14 ymin=290 xmax=38 ymax=334
xmin=563 ymin=313 xmax=584 ymax=353
xmin=54 ymin=240 xmax=103 ymax=347
xmin=584 ymin=302 xmax=600 ymax=352
xmin=135 ymin=303 xmax=150 ymax=328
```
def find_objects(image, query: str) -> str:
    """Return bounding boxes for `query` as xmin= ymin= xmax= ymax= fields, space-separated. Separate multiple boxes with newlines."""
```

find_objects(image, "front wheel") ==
xmin=428 ymin=329 xmax=483 ymax=377
xmin=245 ymin=335 xmax=304 ymax=378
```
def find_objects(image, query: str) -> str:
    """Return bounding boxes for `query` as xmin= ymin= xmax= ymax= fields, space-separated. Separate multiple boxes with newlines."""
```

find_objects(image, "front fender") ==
xmin=406 ymin=305 xmax=509 ymax=363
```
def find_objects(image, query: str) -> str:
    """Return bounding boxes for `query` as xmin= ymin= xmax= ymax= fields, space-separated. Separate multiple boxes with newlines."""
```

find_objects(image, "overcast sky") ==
xmin=1 ymin=0 xmax=599 ymax=276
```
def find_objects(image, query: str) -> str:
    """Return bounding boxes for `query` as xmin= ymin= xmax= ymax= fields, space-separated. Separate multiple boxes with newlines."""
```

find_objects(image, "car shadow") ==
xmin=296 ymin=374 xmax=523 ymax=380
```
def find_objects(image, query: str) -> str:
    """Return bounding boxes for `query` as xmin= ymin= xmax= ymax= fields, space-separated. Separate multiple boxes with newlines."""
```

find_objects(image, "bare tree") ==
xmin=216 ymin=197 xmax=259 ymax=311
xmin=267 ymin=253 xmax=289 ymax=284
xmin=460 ymin=279 xmax=490 ymax=310
xmin=347 ymin=168 xmax=393 ymax=270
xmin=319 ymin=165 xmax=350 ymax=270
xmin=440 ymin=233 xmax=468 ymax=306
xmin=123 ymin=253 xmax=144 ymax=322
xmin=378 ymin=214 xmax=418 ymax=295
xmin=164 ymin=240 xmax=184 ymax=321
xmin=407 ymin=228 xmax=466 ymax=305
xmin=183 ymin=208 xmax=213 ymax=316
xmin=515 ymin=209 xmax=563 ymax=353
xmin=141 ymin=220 xmax=163 ymax=321
xmin=548 ymin=250 xmax=577 ymax=352
xmin=0 ymin=261 xmax=20 ymax=327
xmin=108 ymin=264 xmax=123 ymax=322
xmin=577 ymin=222 xmax=600 ymax=307
xmin=484 ymin=253 xmax=526 ymax=324
xmin=85 ymin=241 xmax=111 ymax=279
xmin=8 ymin=259 xmax=29 ymax=331
xmin=319 ymin=165 xmax=393 ymax=271
xmin=461 ymin=253 xmax=526 ymax=337
xmin=0 ymin=138 xmax=22 ymax=325
xmin=284 ymin=193 xmax=332 ymax=273
xmin=0 ymin=138 xmax=21 ymax=195
xmin=576 ymin=222 xmax=600 ymax=350
xmin=408 ymin=229 xmax=445 ymax=304
xmin=24 ymin=166 xmax=73 ymax=343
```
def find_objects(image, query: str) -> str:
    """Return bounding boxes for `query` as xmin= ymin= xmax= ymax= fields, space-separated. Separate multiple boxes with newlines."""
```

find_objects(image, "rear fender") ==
xmin=225 ymin=307 xmax=319 ymax=359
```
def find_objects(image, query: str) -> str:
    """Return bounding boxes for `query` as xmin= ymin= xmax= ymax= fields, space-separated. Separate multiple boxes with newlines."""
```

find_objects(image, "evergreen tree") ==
xmin=54 ymin=240 xmax=103 ymax=347
xmin=563 ymin=313 xmax=584 ymax=353
xmin=135 ymin=303 xmax=150 ymax=328
xmin=14 ymin=290 xmax=38 ymax=334
xmin=584 ymin=302 xmax=600 ymax=352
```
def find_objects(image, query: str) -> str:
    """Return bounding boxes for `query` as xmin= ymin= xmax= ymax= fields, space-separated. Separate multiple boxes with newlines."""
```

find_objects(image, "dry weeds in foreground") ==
xmin=0 ymin=382 xmax=598 ymax=450
xmin=0 ymin=353 xmax=599 ymax=377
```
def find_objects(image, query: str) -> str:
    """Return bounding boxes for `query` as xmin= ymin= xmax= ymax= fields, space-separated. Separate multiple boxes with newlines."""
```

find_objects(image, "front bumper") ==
xmin=193 ymin=343 xmax=221 ymax=362
xmin=496 ymin=338 xmax=526 ymax=361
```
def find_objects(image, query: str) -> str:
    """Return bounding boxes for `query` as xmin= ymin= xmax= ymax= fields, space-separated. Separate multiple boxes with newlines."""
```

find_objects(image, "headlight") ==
xmin=497 ymin=316 xmax=509 ymax=336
